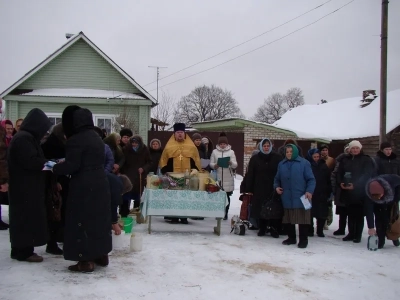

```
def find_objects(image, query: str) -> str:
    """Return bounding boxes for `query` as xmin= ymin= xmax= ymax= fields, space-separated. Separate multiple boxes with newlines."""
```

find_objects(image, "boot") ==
xmin=94 ymin=254 xmax=109 ymax=267
xmin=282 ymin=224 xmax=297 ymax=245
xmin=353 ymin=216 xmax=364 ymax=243
xmin=308 ymin=219 xmax=314 ymax=237
xmin=334 ymin=214 xmax=347 ymax=236
xmin=257 ymin=219 xmax=267 ymax=237
xmin=269 ymin=227 xmax=280 ymax=239
xmin=298 ymin=224 xmax=309 ymax=248
xmin=68 ymin=261 xmax=95 ymax=273
xmin=0 ymin=220 xmax=9 ymax=230
xmin=25 ymin=254 xmax=44 ymax=263
xmin=342 ymin=216 xmax=355 ymax=241
xmin=46 ymin=241 xmax=63 ymax=255
xmin=316 ymin=219 xmax=326 ymax=238
xmin=393 ymin=240 xmax=400 ymax=247
xmin=180 ymin=218 xmax=189 ymax=224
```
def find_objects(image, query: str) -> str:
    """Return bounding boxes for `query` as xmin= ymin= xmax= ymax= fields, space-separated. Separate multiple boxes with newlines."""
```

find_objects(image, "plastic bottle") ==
xmin=189 ymin=174 xmax=199 ymax=191
xmin=130 ymin=232 xmax=143 ymax=252
xmin=184 ymin=169 xmax=190 ymax=189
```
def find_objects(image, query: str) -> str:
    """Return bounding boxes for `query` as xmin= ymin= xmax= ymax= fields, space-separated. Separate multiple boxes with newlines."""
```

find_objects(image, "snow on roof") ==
xmin=273 ymin=89 xmax=400 ymax=140
xmin=20 ymin=88 xmax=146 ymax=100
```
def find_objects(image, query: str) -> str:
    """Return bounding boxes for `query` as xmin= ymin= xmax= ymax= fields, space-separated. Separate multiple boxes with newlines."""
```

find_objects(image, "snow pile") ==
xmin=20 ymin=88 xmax=145 ymax=100
xmin=0 ymin=176 xmax=399 ymax=299
xmin=274 ymin=89 xmax=400 ymax=140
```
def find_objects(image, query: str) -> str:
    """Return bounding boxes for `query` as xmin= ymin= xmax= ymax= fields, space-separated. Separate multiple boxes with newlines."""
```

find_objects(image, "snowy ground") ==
xmin=0 ymin=176 xmax=399 ymax=300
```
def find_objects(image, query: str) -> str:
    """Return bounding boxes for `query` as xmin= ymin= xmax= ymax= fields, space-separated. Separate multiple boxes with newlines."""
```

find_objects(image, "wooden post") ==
xmin=379 ymin=0 xmax=389 ymax=144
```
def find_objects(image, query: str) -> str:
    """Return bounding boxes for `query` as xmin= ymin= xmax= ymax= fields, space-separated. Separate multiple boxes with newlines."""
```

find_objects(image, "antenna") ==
xmin=148 ymin=66 xmax=168 ymax=103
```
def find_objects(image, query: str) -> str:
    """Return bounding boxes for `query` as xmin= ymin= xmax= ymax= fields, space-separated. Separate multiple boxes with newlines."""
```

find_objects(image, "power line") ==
xmin=150 ymin=0 xmax=355 ymax=92
xmin=143 ymin=0 xmax=333 ymax=87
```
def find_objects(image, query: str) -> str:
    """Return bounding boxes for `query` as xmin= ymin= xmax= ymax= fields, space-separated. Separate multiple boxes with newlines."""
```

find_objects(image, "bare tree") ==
xmin=173 ymin=85 xmax=243 ymax=125
xmin=113 ymin=102 xmax=137 ymax=133
xmin=253 ymin=93 xmax=287 ymax=124
xmin=151 ymin=91 xmax=175 ymax=130
xmin=253 ymin=87 xmax=305 ymax=124
xmin=285 ymin=87 xmax=305 ymax=109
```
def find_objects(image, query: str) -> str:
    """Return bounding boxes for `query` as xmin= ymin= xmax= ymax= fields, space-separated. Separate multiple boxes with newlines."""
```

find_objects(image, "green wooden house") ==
xmin=0 ymin=31 xmax=156 ymax=143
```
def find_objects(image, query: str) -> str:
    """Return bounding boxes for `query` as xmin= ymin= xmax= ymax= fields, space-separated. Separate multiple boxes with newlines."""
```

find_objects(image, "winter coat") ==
xmin=106 ymin=172 xmax=123 ymax=224
xmin=120 ymin=135 xmax=152 ymax=194
xmin=245 ymin=150 xmax=282 ymax=219
xmin=323 ymin=156 xmax=336 ymax=171
xmin=196 ymin=143 xmax=208 ymax=160
xmin=149 ymin=147 xmax=163 ymax=174
xmin=104 ymin=144 xmax=115 ymax=173
xmin=52 ymin=108 xmax=112 ymax=261
xmin=203 ymin=136 xmax=214 ymax=159
xmin=274 ymin=157 xmax=316 ymax=209
xmin=7 ymin=108 xmax=52 ymax=248
xmin=336 ymin=152 xmax=375 ymax=207
xmin=365 ymin=174 xmax=400 ymax=229
xmin=308 ymin=158 xmax=332 ymax=219
xmin=104 ymin=135 xmax=124 ymax=167
xmin=210 ymin=144 xmax=237 ymax=193
xmin=331 ymin=153 xmax=347 ymax=207
xmin=374 ymin=151 xmax=400 ymax=176
xmin=0 ymin=125 xmax=8 ymax=185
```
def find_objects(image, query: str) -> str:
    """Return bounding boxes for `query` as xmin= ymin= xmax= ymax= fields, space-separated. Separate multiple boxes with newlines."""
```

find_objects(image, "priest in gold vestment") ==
xmin=159 ymin=123 xmax=201 ymax=174
xmin=159 ymin=123 xmax=201 ymax=224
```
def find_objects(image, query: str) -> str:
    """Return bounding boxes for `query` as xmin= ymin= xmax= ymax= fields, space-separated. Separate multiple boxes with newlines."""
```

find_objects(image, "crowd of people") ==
xmin=0 ymin=106 xmax=398 ymax=273
xmin=241 ymin=138 xmax=400 ymax=250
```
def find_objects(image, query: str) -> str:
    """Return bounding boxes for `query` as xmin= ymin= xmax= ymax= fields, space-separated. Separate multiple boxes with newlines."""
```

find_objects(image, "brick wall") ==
xmin=243 ymin=125 xmax=297 ymax=171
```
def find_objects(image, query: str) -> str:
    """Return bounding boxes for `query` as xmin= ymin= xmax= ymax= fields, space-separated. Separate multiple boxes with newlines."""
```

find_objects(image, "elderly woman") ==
xmin=104 ymin=133 xmax=124 ymax=174
xmin=336 ymin=140 xmax=375 ymax=243
xmin=274 ymin=144 xmax=316 ymax=248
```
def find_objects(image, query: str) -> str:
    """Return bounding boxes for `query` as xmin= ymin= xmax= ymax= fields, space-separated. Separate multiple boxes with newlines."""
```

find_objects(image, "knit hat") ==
xmin=150 ymin=138 xmax=162 ymax=148
xmin=192 ymin=133 xmax=202 ymax=141
xmin=380 ymin=141 xmax=392 ymax=151
xmin=349 ymin=140 xmax=362 ymax=150
xmin=285 ymin=144 xmax=299 ymax=160
xmin=344 ymin=143 xmax=350 ymax=152
xmin=218 ymin=132 xmax=228 ymax=144
xmin=173 ymin=123 xmax=185 ymax=132
xmin=201 ymin=137 xmax=209 ymax=144
xmin=368 ymin=180 xmax=384 ymax=196
xmin=120 ymin=128 xmax=133 ymax=138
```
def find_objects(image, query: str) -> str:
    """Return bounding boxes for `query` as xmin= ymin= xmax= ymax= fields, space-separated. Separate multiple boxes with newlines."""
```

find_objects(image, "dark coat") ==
xmin=337 ymin=152 xmax=375 ymax=207
xmin=0 ymin=126 xmax=8 ymax=185
xmin=374 ymin=151 xmax=400 ymax=176
xmin=120 ymin=135 xmax=152 ymax=194
xmin=8 ymin=108 xmax=52 ymax=248
xmin=309 ymin=159 xmax=332 ymax=219
xmin=106 ymin=172 xmax=123 ymax=224
xmin=274 ymin=157 xmax=316 ymax=209
xmin=245 ymin=151 xmax=282 ymax=219
xmin=331 ymin=153 xmax=346 ymax=207
xmin=53 ymin=108 xmax=112 ymax=261
xmin=104 ymin=144 xmax=115 ymax=173
xmin=149 ymin=147 xmax=163 ymax=174
xmin=196 ymin=143 xmax=207 ymax=160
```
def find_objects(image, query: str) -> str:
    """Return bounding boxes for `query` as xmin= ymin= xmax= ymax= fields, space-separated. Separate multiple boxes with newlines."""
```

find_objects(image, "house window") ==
xmin=46 ymin=113 xmax=62 ymax=127
xmin=94 ymin=115 xmax=114 ymax=135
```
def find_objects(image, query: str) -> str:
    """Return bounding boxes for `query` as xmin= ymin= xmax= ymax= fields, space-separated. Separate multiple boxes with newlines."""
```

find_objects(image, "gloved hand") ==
xmin=45 ymin=161 xmax=56 ymax=168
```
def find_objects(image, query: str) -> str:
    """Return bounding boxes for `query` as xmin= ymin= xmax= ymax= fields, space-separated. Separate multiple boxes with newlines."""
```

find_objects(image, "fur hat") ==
xmin=192 ymin=133 xmax=202 ymax=141
xmin=119 ymin=175 xmax=133 ymax=194
xmin=349 ymin=140 xmax=362 ymax=150
xmin=150 ymin=138 xmax=162 ymax=148
xmin=218 ymin=132 xmax=228 ymax=144
xmin=380 ymin=141 xmax=392 ymax=151
xmin=173 ymin=123 xmax=185 ymax=132
xmin=120 ymin=128 xmax=133 ymax=138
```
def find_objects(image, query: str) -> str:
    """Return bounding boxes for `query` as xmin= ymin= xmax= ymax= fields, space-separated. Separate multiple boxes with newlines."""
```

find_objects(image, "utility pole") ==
xmin=148 ymin=66 xmax=168 ymax=103
xmin=379 ymin=0 xmax=389 ymax=144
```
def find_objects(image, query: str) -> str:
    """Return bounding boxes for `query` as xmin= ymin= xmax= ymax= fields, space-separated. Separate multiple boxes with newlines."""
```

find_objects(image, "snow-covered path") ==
xmin=0 ymin=177 xmax=398 ymax=300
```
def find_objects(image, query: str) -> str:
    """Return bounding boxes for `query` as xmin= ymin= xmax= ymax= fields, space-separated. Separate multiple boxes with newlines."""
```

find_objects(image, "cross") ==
xmin=178 ymin=154 xmax=183 ymax=161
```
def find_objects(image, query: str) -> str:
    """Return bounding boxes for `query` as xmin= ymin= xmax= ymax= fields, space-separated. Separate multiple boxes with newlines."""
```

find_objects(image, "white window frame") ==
xmin=46 ymin=112 xmax=62 ymax=126
xmin=93 ymin=114 xmax=115 ymax=134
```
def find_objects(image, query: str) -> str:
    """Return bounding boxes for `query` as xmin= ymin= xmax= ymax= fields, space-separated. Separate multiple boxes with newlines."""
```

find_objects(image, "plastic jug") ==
xmin=130 ymin=232 xmax=143 ymax=252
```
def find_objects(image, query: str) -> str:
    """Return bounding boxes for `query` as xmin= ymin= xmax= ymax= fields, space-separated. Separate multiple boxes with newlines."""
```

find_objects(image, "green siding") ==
xmin=19 ymin=39 xmax=140 ymax=94
xmin=138 ymin=106 xmax=150 ymax=144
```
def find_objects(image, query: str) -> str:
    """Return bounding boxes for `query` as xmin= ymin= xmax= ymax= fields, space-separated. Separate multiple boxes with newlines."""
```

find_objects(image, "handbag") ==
xmin=239 ymin=194 xmax=251 ymax=220
xmin=386 ymin=202 xmax=400 ymax=241
xmin=260 ymin=192 xmax=284 ymax=220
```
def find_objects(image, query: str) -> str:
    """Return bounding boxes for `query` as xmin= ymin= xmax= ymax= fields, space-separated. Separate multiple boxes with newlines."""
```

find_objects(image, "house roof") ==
xmin=191 ymin=118 xmax=330 ymax=143
xmin=273 ymin=89 xmax=400 ymax=140
xmin=0 ymin=32 xmax=157 ymax=105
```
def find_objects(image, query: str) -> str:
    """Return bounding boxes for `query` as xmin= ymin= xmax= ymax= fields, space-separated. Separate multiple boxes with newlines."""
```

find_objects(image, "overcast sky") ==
xmin=0 ymin=0 xmax=399 ymax=118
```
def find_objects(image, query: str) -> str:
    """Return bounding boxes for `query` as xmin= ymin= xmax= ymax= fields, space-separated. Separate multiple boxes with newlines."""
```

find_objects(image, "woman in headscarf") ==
xmin=307 ymin=148 xmax=332 ymax=237
xmin=52 ymin=106 xmax=112 ymax=273
xmin=274 ymin=144 xmax=316 ymax=248
xmin=246 ymin=138 xmax=282 ymax=237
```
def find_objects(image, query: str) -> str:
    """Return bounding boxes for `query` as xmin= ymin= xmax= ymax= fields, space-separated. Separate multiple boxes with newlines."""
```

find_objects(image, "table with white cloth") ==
xmin=141 ymin=188 xmax=228 ymax=235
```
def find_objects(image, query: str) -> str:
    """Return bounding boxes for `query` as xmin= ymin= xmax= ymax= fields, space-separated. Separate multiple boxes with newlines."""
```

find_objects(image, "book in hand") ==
xmin=217 ymin=157 xmax=230 ymax=168
xmin=300 ymin=194 xmax=312 ymax=210
xmin=43 ymin=161 xmax=56 ymax=171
